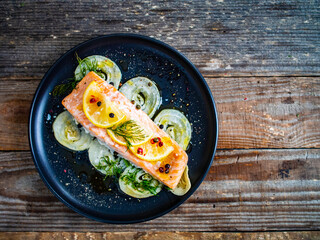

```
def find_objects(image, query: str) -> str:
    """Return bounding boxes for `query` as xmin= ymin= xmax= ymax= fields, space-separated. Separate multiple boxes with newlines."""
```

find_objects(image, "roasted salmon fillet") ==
xmin=62 ymin=71 xmax=188 ymax=189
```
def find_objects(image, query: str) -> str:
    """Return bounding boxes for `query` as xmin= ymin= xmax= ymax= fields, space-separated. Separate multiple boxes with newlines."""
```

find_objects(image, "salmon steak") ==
xmin=62 ymin=71 xmax=188 ymax=189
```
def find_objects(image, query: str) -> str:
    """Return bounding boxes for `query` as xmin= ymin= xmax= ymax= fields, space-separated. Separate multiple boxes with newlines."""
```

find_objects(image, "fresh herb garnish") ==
xmin=75 ymin=53 xmax=107 ymax=80
xmin=96 ymin=156 xmax=123 ymax=177
xmin=52 ymin=53 xmax=103 ymax=96
xmin=107 ymin=120 xmax=147 ymax=149
xmin=139 ymin=180 xmax=158 ymax=195
xmin=121 ymin=169 xmax=160 ymax=195
xmin=76 ymin=53 xmax=98 ymax=79
xmin=52 ymin=78 xmax=79 ymax=96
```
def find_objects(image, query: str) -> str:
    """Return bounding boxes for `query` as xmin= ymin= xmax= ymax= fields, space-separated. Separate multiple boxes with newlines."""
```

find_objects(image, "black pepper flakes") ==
xmin=159 ymin=167 xmax=164 ymax=173
xmin=165 ymin=168 xmax=169 ymax=174
xmin=109 ymin=113 xmax=115 ymax=118
xmin=159 ymin=124 xmax=164 ymax=129
xmin=97 ymin=101 xmax=101 ymax=107
xmin=109 ymin=82 xmax=114 ymax=86
xmin=165 ymin=164 xmax=170 ymax=169
xmin=136 ymin=105 xmax=141 ymax=110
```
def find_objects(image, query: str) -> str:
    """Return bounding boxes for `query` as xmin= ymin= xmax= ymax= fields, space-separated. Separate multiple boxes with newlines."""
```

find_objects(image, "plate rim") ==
xmin=28 ymin=33 xmax=219 ymax=224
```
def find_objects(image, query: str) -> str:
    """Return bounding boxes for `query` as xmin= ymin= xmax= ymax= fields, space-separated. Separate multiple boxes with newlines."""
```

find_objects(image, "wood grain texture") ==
xmin=211 ymin=77 xmax=320 ymax=149
xmin=0 ymin=0 xmax=319 ymax=77
xmin=1 ymin=76 xmax=319 ymax=150
xmin=1 ymin=0 xmax=320 ymax=234
xmin=1 ymin=231 xmax=320 ymax=240
xmin=0 ymin=149 xmax=319 ymax=231
xmin=0 ymin=78 xmax=36 ymax=151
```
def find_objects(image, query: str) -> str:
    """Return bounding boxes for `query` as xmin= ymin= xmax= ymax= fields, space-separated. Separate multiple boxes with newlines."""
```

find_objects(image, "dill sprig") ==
xmin=75 ymin=53 xmax=106 ymax=80
xmin=139 ymin=180 xmax=158 ymax=195
xmin=121 ymin=169 xmax=159 ymax=195
xmin=76 ymin=53 xmax=98 ymax=78
xmin=52 ymin=53 xmax=102 ymax=96
xmin=108 ymin=120 xmax=148 ymax=149
xmin=52 ymin=77 xmax=79 ymax=96
xmin=96 ymin=156 xmax=124 ymax=178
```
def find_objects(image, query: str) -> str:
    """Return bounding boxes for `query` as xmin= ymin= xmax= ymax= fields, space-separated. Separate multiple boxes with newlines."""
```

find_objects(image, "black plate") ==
xmin=29 ymin=34 xmax=218 ymax=223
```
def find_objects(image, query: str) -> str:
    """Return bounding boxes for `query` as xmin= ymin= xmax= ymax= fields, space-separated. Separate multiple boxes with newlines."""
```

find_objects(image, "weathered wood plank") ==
xmin=1 ymin=231 xmax=320 ymax=240
xmin=211 ymin=77 xmax=320 ymax=149
xmin=0 ymin=149 xmax=319 ymax=231
xmin=0 ymin=76 xmax=319 ymax=150
xmin=0 ymin=78 xmax=36 ymax=151
xmin=0 ymin=0 xmax=319 ymax=77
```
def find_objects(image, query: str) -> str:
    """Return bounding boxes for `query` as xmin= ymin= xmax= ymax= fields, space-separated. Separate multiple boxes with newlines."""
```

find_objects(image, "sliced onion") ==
xmin=171 ymin=166 xmax=191 ymax=196
xmin=53 ymin=111 xmax=92 ymax=151
xmin=119 ymin=166 xmax=163 ymax=198
xmin=119 ymin=77 xmax=161 ymax=118
xmin=74 ymin=55 xmax=122 ymax=89
xmin=154 ymin=109 xmax=191 ymax=150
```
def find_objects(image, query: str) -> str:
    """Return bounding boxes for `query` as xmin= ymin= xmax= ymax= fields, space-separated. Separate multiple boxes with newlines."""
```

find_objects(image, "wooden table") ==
xmin=1 ymin=0 xmax=319 ymax=239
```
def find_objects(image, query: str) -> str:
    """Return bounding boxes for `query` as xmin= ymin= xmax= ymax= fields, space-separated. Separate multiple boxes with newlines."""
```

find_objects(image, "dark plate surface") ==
xmin=29 ymin=34 xmax=218 ymax=223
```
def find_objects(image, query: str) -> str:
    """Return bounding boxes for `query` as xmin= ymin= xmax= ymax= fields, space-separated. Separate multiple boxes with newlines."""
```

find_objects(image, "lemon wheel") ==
xmin=130 ymin=136 xmax=174 ymax=161
xmin=83 ymin=81 xmax=125 ymax=128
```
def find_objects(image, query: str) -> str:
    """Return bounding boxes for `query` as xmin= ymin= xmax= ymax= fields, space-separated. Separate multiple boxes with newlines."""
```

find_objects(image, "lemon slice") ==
xmin=130 ymin=136 xmax=174 ymax=161
xmin=83 ymin=81 xmax=125 ymax=128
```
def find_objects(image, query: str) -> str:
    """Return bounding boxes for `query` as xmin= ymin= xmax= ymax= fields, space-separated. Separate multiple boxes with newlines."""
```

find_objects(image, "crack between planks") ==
xmin=216 ymin=147 xmax=320 ymax=151
xmin=1 ymin=75 xmax=320 ymax=81
xmin=1 ymin=148 xmax=320 ymax=154
xmin=201 ymin=75 xmax=320 ymax=78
